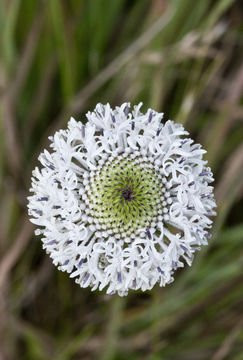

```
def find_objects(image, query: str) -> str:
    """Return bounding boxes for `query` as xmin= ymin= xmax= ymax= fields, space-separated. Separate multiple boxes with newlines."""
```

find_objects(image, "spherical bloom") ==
xmin=28 ymin=103 xmax=216 ymax=296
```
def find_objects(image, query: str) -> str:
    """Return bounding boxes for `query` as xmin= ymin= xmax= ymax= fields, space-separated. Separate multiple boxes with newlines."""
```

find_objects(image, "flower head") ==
xmin=28 ymin=103 xmax=216 ymax=296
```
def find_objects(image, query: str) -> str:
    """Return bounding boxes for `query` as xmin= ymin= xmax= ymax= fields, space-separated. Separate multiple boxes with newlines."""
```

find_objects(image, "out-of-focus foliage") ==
xmin=0 ymin=0 xmax=242 ymax=359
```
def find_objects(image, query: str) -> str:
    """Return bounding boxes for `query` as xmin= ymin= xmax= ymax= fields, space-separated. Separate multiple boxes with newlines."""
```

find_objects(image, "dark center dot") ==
xmin=122 ymin=188 xmax=135 ymax=202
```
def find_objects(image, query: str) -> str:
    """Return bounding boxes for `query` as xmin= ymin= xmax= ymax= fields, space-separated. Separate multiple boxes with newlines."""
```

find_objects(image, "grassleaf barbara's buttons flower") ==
xmin=28 ymin=103 xmax=216 ymax=296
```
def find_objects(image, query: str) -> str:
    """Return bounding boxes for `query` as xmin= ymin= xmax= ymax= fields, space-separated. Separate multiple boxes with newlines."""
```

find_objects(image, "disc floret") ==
xmin=86 ymin=154 xmax=167 ymax=240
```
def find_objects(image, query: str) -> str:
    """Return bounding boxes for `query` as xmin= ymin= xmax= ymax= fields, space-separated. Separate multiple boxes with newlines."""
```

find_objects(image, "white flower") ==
xmin=28 ymin=103 xmax=216 ymax=296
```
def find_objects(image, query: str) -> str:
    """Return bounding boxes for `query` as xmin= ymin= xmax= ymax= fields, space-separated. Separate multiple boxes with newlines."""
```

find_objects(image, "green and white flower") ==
xmin=28 ymin=103 xmax=216 ymax=296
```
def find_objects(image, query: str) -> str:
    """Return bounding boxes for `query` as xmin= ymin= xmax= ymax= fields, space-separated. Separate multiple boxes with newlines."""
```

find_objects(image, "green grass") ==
xmin=0 ymin=0 xmax=243 ymax=359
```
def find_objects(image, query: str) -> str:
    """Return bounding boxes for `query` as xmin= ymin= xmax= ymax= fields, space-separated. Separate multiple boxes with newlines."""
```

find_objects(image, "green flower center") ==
xmin=87 ymin=154 xmax=163 ymax=238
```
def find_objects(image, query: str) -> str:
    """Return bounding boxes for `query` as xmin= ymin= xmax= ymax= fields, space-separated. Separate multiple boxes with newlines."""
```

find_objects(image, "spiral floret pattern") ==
xmin=28 ymin=103 xmax=216 ymax=296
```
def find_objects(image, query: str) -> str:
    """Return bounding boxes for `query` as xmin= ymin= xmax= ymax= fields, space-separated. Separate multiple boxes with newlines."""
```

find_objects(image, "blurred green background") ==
xmin=0 ymin=0 xmax=243 ymax=359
